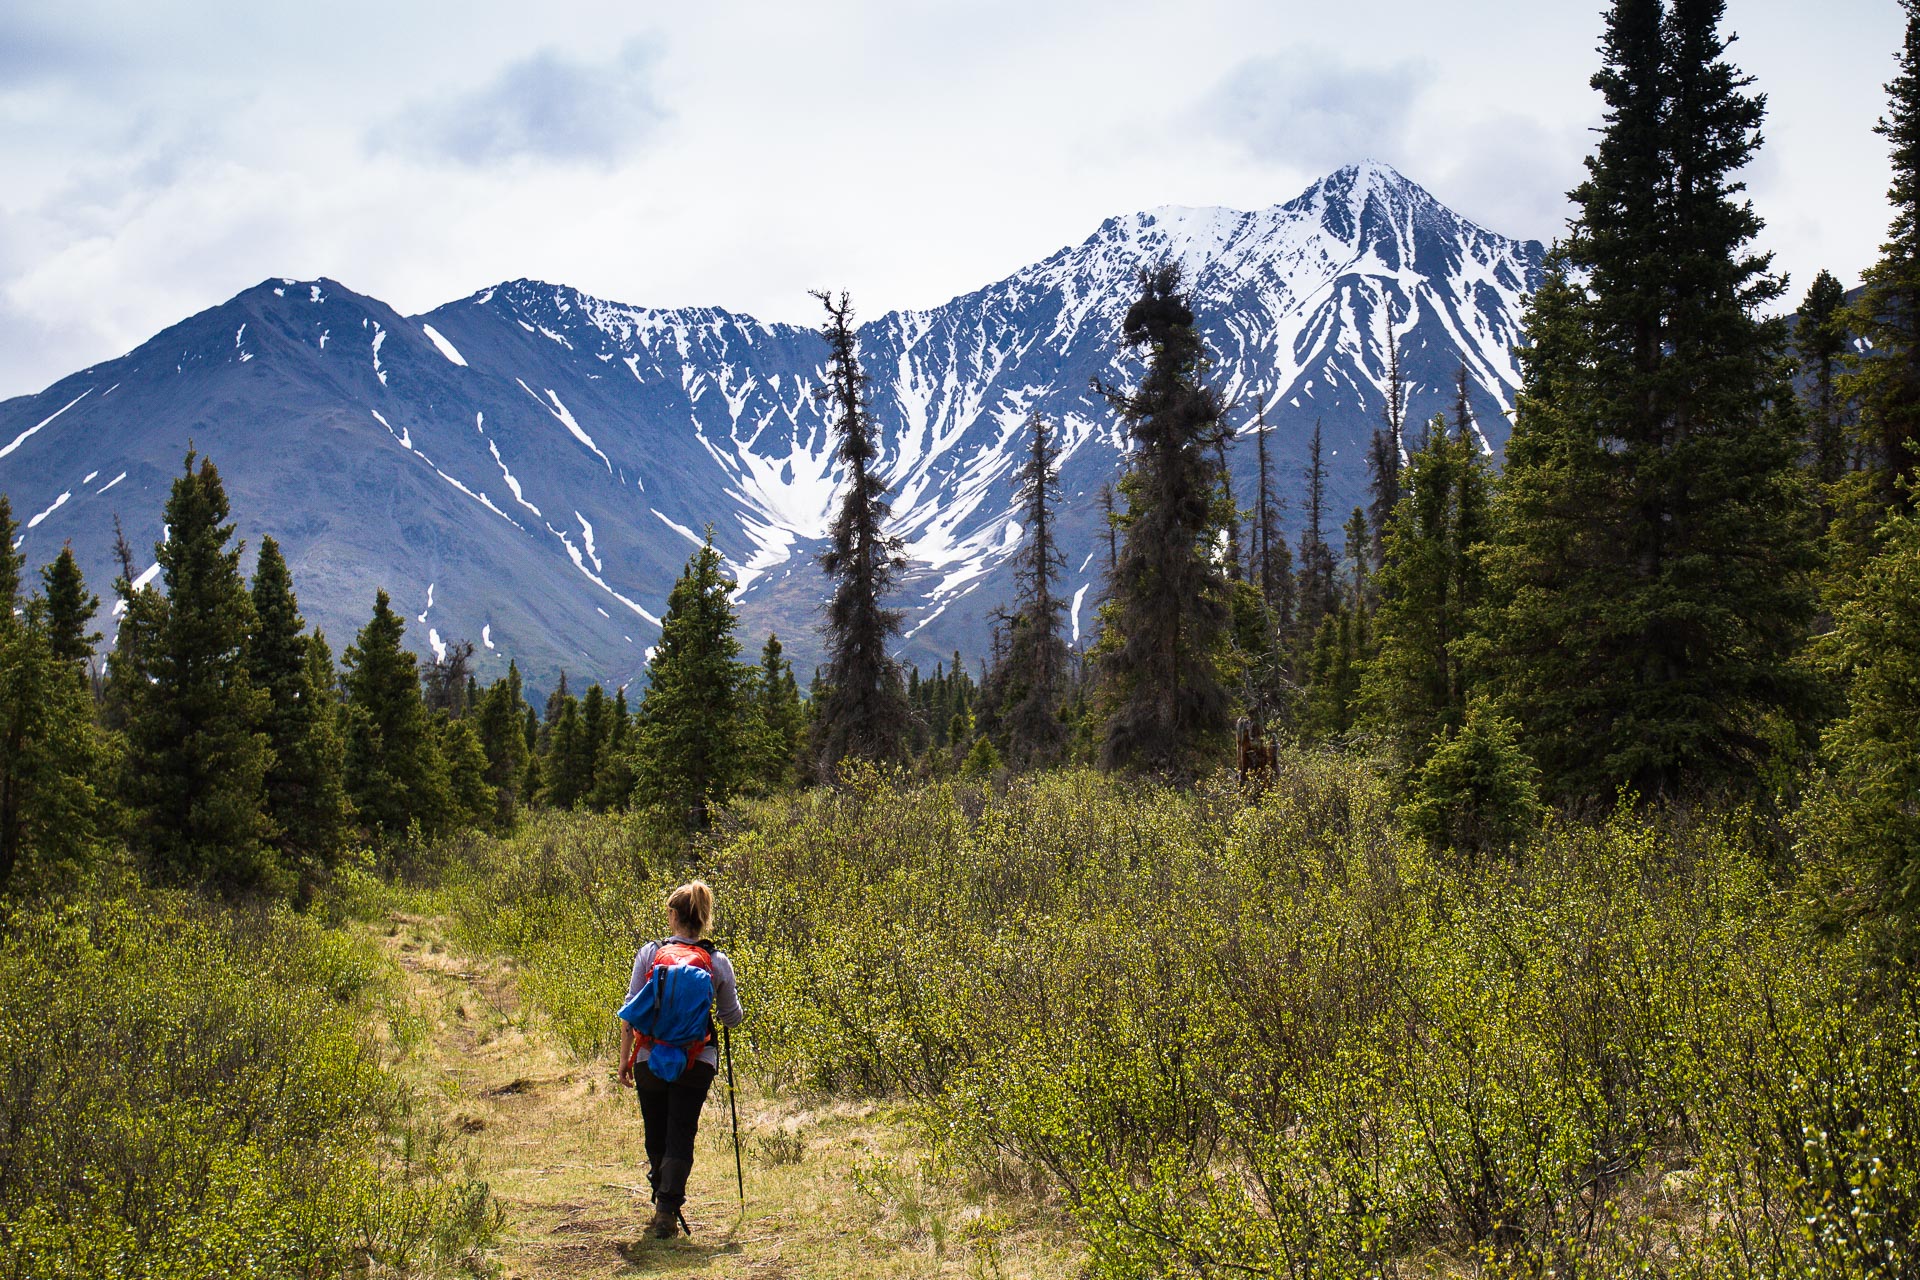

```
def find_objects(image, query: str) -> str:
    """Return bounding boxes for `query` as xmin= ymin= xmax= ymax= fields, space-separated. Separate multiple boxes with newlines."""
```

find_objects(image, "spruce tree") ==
xmin=1098 ymin=482 xmax=1119 ymax=582
xmin=122 ymin=453 xmax=277 ymax=893
xmin=248 ymin=537 xmax=350 ymax=892
xmin=1098 ymin=262 xmax=1232 ymax=776
xmin=812 ymin=290 xmax=910 ymax=776
xmin=0 ymin=509 xmax=105 ymax=894
xmin=1295 ymin=422 xmax=1338 ymax=637
xmin=0 ymin=499 xmax=19 ymax=615
xmin=101 ymin=532 xmax=162 ymax=735
xmin=1213 ymin=435 xmax=1244 ymax=583
xmin=1252 ymin=408 xmax=1293 ymax=626
xmin=422 ymin=640 xmax=476 ymax=718
xmin=520 ymin=703 xmax=542 ymax=806
xmin=589 ymin=686 xmax=636 ymax=811
xmin=542 ymin=671 xmax=571 ymax=746
xmin=1799 ymin=511 xmax=1920 ymax=944
xmin=1368 ymin=320 xmax=1407 ymax=574
xmin=576 ymin=683 xmax=610 ymax=810
xmin=1843 ymin=0 xmax=1920 ymax=532
xmin=475 ymin=664 xmax=531 ymax=828
xmin=1362 ymin=416 xmax=1493 ymax=771
xmin=1400 ymin=697 xmax=1543 ymax=862
xmin=1483 ymin=0 xmax=1815 ymax=801
xmin=541 ymin=696 xmax=585 ymax=809
xmin=632 ymin=534 xmax=761 ymax=826
xmin=438 ymin=717 xmax=496 ymax=832
xmin=991 ymin=414 xmax=1072 ymax=768
xmin=753 ymin=634 xmax=805 ymax=790
xmin=341 ymin=589 xmax=451 ymax=846
xmin=1796 ymin=269 xmax=1852 ymax=496
xmin=40 ymin=547 xmax=98 ymax=666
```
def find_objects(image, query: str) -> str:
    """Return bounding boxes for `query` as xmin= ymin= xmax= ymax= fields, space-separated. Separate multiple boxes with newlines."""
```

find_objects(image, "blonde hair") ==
xmin=666 ymin=880 xmax=714 ymax=937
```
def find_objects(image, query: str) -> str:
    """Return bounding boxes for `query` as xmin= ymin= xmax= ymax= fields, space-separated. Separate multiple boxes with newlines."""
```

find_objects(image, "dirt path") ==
xmin=371 ymin=912 xmax=1077 ymax=1280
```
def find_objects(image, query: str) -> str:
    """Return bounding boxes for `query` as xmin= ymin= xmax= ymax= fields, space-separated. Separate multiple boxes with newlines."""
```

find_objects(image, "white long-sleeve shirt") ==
xmin=624 ymin=936 xmax=744 ymax=1069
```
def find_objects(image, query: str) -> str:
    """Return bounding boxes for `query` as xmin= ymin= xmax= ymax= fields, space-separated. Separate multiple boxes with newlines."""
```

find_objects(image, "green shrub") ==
xmin=444 ymin=759 xmax=1919 ymax=1277
xmin=1399 ymin=697 xmax=1543 ymax=859
xmin=0 ymin=893 xmax=496 ymax=1278
xmin=444 ymin=809 xmax=683 ymax=1059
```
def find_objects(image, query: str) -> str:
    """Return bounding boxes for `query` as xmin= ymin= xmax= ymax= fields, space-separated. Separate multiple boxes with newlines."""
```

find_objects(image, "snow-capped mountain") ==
xmin=0 ymin=162 xmax=1542 ymax=691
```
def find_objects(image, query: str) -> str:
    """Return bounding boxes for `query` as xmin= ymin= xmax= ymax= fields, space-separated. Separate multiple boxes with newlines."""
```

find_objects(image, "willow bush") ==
xmin=454 ymin=758 xmax=1918 ymax=1277
xmin=444 ymin=809 xmax=685 ymax=1059
xmin=0 ymin=892 xmax=496 ymax=1279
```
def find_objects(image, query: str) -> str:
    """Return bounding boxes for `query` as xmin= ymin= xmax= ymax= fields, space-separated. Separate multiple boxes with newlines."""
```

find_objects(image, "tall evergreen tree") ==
xmin=589 ymin=686 xmax=637 ymax=811
xmin=1212 ymin=435 xmax=1245 ymax=582
xmin=1842 ymin=0 xmax=1920 ymax=533
xmin=1098 ymin=263 xmax=1232 ymax=776
xmin=438 ymin=717 xmax=496 ymax=832
xmin=0 ymin=499 xmax=19 ymax=614
xmin=0 ymin=508 xmax=105 ymax=895
xmin=1296 ymin=421 xmax=1338 ymax=636
xmin=753 ymin=634 xmax=805 ymax=790
xmin=422 ymin=640 xmax=477 ymax=718
xmin=40 ymin=547 xmax=97 ymax=666
xmin=812 ymin=290 xmax=909 ymax=776
xmin=341 ymin=590 xmax=451 ymax=846
xmin=520 ymin=702 xmax=542 ymax=805
xmin=1098 ymin=482 xmax=1119 ymax=583
xmin=633 ymin=534 xmax=761 ymax=826
xmin=540 ymin=695 xmax=586 ymax=810
xmin=1342 ymin=507 xmax=1372 ymax=613
xmin=1251 ymin=408 xmax=1293 ymax=626
xmin=575 ymin=683 xmax=610 ymax=809
xmin=1368 ymin=318 xmax=1407 ymax=574
xmin=122 ymin=453 xmax=276 ymax=892
xmin=541 ymin=671 xmax=571 ymax=742
xmin=1796 ymin=269 xmax=1852 ymax=497
xmin=1799 ymin=511 xmax=1920 ymax=946
xmin=1362 ymin=416 xmax=1493 ymax=771
xmin=1484 ymin=0 xmax=1815 ymax=801
xmin=248 ymin=537 xmax=350 ymax=892
xmin=990 ymin=414 xmax=1072 ymax=768
xmin=101 ymin=525 xmax=161 ymax=735
xmin=475 ymin=663 xmax=531 ymax=828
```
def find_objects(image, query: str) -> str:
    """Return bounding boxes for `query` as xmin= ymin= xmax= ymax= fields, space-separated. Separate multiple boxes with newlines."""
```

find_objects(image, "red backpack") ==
xmin=618 ymin=940 xmax=716 ymax=1081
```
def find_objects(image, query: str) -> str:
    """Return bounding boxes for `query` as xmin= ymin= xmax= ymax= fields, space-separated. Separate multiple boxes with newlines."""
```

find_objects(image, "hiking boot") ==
xmin=647 ymin=1203 xmax=678 ymax=1238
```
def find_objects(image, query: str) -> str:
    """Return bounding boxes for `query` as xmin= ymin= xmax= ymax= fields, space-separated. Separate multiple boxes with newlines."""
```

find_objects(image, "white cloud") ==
xmin=0 ymin=0 xmax=1907 ymax=402
xmin=383 ymin=41 xmax=669 ymax=168
xmin=1201 ymin=49 xmax=1428 ymax=171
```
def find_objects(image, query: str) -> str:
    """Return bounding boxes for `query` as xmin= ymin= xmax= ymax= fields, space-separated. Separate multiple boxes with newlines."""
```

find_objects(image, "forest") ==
xmin=3 ymin=0 xmax=1920 ymax=1275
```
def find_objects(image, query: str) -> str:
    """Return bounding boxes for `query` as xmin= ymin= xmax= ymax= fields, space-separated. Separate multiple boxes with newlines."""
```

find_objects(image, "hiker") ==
xmin=616 ymin=879 xmax=745 ymax=1239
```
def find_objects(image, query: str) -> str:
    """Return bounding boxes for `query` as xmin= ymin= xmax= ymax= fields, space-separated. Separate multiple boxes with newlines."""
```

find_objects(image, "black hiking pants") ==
xmin=634 ymin=1059 xmax=717 ymax=1210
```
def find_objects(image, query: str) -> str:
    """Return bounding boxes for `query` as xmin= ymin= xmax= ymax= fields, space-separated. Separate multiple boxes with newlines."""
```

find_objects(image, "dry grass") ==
xmin=371 ymin=912 xmax=1081 ymax=1279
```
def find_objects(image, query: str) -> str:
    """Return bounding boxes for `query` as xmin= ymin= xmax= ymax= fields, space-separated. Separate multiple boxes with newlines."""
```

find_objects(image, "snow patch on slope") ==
xmin=1 ymin=389 xmax=91 ymax=459
xmin=421 ymin=324 xmax=468 ymax=367
xmin=27 ymin=490 xmax=71 ymax=529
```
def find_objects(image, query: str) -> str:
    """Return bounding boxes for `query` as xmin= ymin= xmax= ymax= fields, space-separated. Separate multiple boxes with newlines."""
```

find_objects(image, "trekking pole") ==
xmin=723 ymin=1022 xmax=745 ymax=1208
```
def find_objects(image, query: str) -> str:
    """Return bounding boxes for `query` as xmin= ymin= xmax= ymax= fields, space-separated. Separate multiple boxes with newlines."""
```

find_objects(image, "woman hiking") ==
xmin=616 ymin=879 xmax=744 ymax=1239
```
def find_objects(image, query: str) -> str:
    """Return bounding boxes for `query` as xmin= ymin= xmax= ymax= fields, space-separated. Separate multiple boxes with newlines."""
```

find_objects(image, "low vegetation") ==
xmin=0 ymin=886 xmax=497 ymax=1278
xmin=451 ymin=761 xmax=1919 ymax=1277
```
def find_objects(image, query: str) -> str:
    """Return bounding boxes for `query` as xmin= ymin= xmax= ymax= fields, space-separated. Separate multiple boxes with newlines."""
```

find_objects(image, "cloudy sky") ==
xmin=0 ymin=0 xmax=1904 ymax=401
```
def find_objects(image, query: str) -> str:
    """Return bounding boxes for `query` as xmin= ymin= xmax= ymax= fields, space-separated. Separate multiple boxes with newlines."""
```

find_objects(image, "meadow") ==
xmin=437 ymin=757 xmax=1918 ymax=1278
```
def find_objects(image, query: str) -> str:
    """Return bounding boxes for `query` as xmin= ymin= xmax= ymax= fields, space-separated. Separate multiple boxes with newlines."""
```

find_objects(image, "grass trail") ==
xmin=370 ymin=911 xmax=1079 ymax=1279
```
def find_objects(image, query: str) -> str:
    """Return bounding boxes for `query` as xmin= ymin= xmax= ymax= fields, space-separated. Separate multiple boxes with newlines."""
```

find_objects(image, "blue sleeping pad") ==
xmin=618 ymin=955 xmax=714 ymax=1082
